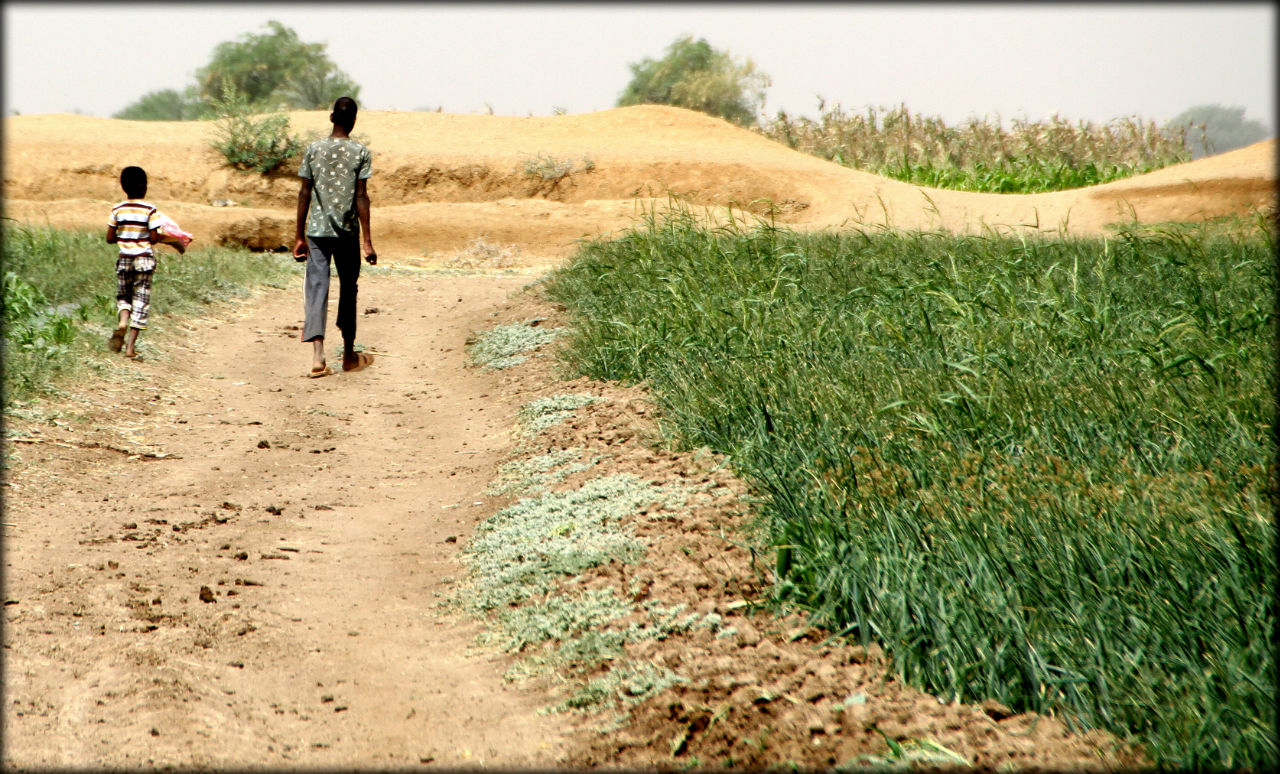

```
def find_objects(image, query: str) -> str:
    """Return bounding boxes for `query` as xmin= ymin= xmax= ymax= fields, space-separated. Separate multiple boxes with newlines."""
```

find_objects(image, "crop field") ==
xmin=544 ymin=209 xmax=1276 ymax=769
xmin=756 ymin=103 xmax=1194 ymax=192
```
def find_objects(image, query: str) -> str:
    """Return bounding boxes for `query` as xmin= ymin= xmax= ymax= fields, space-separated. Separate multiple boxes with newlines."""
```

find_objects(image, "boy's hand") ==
xmin=292 ymin=238 xmax=308 ymax=263
xmin=362 ymin=242 xmax=377 ymax=266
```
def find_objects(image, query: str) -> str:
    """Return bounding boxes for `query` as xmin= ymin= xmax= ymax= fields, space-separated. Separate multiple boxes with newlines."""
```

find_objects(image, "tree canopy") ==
xmin=1165 ymin=104 xmax=1271 ymax=159
xmin=112 ymin=87 xmax=206 ymax=121
xmin=114 ymin=21 xmax=361 ymax=120
xmin=617 ymin=35 xmax=770 ymax=127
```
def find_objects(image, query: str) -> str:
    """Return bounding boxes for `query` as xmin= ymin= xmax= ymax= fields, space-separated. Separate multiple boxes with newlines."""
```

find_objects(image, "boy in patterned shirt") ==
xmin=292 ymin=95 xmax=377 ymax=377
xmin=106 ymin=166 xmax=161 ymax=358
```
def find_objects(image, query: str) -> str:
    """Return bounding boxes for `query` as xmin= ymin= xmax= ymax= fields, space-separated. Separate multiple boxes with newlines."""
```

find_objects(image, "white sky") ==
xmin=4 ymin=3 xmax=1275 ymax=130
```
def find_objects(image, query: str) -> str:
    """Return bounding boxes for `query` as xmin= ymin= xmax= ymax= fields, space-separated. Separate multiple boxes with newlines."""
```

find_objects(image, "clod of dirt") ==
xmin=265 ymin=505 xmax=283 ymax=515
xmin=234 ymin=552 xmax=249 ymax=561
xmin=257 ymin=440 xmax=271 ymax=449
xmin=981 ymin=698 xmax=1014 ymax=720
xmin=444 ymin=536 xmax=457 ymax=543
xmin=198 ymin=586 xmax=216 ymax=604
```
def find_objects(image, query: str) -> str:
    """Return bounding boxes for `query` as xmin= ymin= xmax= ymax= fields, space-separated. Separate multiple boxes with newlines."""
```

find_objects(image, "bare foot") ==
xmin=108 ymin=327 xmax=125 ymax=352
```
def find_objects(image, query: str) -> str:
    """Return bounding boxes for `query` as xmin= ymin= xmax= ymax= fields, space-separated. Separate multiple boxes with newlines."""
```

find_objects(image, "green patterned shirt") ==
xmin=298 ymin=137 xmax=372 ymax=238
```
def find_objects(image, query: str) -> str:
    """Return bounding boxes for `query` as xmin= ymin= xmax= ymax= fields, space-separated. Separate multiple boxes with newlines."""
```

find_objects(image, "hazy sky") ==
xmin=4 ymin=3 xmax=1275 ymax=130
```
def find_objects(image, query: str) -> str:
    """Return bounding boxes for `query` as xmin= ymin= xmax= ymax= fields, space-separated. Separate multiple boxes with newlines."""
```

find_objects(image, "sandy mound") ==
xmin=4 ymin=106 xmax=1275 ymax=264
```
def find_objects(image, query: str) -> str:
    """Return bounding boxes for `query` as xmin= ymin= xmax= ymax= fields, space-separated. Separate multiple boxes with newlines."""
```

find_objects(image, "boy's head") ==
xmin=120 ymin=166 xmax=147 ymax=198
xmin=331 ymin=96 xmax=358 ymax=131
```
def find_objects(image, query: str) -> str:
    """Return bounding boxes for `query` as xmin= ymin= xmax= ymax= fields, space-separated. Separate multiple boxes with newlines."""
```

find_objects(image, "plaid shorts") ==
xmin=116 ymin=254 xmax=155 ymax=329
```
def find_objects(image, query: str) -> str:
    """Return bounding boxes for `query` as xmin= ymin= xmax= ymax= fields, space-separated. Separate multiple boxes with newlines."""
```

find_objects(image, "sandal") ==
xmin=342 ymin=352 xmax=374 ymax=373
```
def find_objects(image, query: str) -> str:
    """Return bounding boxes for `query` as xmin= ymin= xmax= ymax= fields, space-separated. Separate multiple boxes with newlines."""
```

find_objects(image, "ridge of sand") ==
xmin=5 ymin=106 xmax=1274 ymax=264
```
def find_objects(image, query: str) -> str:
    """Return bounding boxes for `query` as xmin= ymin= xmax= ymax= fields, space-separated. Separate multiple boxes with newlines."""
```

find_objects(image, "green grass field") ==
xmin=756 ymin=104 xmax=1193 ymax=193
xmin=2 ymin=224 xmax=293 ymax=408
xmin=544 ymin=209 xmax=1276 ymax=770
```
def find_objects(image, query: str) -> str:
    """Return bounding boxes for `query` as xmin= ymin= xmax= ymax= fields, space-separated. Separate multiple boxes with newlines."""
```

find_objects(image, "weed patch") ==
xmin=467 ymin=319 xmax=562 ymax=370
xmin=456 ymin=459 xmax=713 ymax=713
xmin=518 ymin=393 xmax=601 ymax=435
xmin=487 ymin=448 xmax=594 ymax=496
xmin=521 ymin=152 xmax=595 ymax=182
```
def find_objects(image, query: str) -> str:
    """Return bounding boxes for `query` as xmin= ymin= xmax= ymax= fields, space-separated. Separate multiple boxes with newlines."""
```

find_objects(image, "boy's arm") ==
xmin=106 ymin=225 xmax=117 ymax=244
xmin=293 ymin=178 xmax=313 ymax=262
xmin=355 ymin=178 xmax=375 ymax=265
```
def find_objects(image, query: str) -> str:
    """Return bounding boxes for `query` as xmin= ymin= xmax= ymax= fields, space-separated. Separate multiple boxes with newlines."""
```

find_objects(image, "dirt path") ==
xmin=2 ymin=270 xmax=576 ymax=768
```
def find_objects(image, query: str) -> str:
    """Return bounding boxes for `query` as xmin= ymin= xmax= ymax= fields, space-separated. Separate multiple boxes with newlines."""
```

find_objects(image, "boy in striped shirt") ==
xmin=106 ymin=166 xmax=160 ymax=358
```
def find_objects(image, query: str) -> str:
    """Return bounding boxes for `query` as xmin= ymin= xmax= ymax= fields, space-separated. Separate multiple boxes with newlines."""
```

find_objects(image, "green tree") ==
xmin=1166 ymin=104 xmax=1272 ymax=159
xmin=618 ymin=35 xmax=770 ymax=126
xmin=113 ymin=86 xmax=208 ymax=121
xmin=194 ymin=20 xmax=360 ymax=110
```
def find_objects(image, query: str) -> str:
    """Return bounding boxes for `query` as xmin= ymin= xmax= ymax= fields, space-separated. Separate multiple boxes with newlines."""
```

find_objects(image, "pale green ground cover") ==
xmin=467 ymin=319 xmax=563 ymax=370
xmin=451 ymin=367 xmax=730 ymax=715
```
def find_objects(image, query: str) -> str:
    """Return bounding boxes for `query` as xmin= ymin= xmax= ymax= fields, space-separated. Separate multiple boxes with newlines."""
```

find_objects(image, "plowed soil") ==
xmin=2 ymin=107 xmax=1274 ymax=770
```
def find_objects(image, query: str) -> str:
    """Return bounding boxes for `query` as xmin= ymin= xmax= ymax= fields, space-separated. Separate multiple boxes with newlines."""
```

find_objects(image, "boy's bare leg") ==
xmin=123 ymin=328 xmax=140 ymax=358
xmin=312 ymin=339 xmax=326 ymax=372
xmin=342 ymin=341 xmax=359 ymax=371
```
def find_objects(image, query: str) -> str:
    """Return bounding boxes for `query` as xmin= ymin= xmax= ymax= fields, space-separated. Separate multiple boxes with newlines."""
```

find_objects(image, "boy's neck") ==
xmin=329 ymin=126 xmax=352 ymax=139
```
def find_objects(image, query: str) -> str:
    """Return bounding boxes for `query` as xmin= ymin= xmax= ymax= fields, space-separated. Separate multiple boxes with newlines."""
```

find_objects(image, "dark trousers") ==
xmin=302 ymin=234 xmax=360 ymax=345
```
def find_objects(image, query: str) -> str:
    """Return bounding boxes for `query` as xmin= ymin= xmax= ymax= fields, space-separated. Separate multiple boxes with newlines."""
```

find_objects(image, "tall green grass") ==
xmin=756 ymin=103 xmax=1193 ymax=192
xmin=2 ymin=224 xmax=293 ymax=406
xmin=543 ymin=209 xmax=1276 ymax=770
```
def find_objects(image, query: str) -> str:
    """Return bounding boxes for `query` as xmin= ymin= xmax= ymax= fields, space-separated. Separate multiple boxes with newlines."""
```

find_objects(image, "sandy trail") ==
xmin=3 ymin=270 xmax=574 ymax=769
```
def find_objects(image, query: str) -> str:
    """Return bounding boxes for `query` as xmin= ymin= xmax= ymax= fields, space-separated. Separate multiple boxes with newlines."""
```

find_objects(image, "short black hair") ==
xmin=120 ymin=166 xmax=148 ymax=198
xmin=331 ymin=96 xmax=358 ymax=130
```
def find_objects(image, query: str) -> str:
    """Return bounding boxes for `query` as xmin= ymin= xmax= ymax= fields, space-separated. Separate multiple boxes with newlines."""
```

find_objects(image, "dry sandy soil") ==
xmin=2 ymin=107 xmax=1275 ymax=770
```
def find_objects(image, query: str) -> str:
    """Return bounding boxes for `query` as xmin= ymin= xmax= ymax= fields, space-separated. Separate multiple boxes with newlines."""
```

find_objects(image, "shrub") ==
xmin=208 ymin=84 xmax=302 ymax=174
xmin=521 ymin=152 xmax=594 ymax=182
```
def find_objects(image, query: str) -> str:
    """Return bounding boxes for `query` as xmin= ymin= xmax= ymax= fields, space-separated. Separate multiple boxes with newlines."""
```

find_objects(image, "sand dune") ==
xmin=4 ymin=106 xmax=1274 ymax=263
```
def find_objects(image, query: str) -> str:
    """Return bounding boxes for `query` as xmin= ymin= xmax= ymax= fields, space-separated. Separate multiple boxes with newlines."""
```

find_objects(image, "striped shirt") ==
xmin=108 ymin=199 xmax=160 ymax=262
